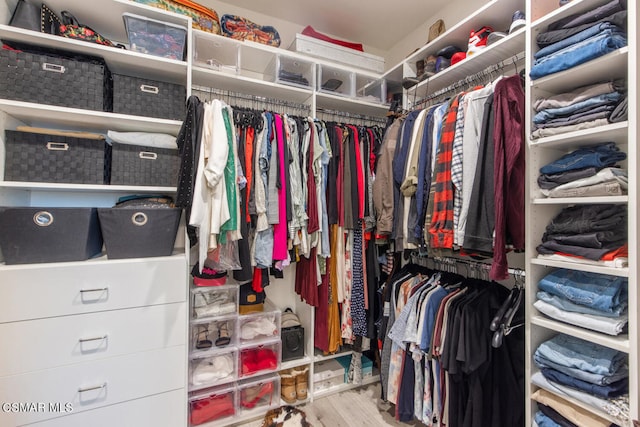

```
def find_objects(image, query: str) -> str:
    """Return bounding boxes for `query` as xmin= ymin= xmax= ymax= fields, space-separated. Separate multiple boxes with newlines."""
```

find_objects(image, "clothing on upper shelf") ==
xmin=531 ymin=81 xmax=628 ymax=139
xmin=530 ymin=0 xmax=628 ymax=80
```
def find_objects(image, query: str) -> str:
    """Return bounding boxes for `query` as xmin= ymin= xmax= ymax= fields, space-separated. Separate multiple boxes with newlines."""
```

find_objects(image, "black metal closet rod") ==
xmin=412 ymin=253 xmax=525 ymax=278
xmin=191 ymin=85 xmax=311 ymax=112
xmin=316 ymin=107 xmax=387 ymax=125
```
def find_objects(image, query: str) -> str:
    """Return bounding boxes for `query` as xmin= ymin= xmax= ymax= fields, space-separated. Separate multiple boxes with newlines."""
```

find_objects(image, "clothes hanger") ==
xmin=491 ymin=270 xmax=525 ymax=348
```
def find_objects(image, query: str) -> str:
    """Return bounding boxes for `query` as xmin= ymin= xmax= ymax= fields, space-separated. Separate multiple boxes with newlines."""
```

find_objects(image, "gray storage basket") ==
xmin=112 ymin=74 xmax=186 ymax=120
xmin=97 ymin=207 xmax=181 ymax=259
xmin=0 ymin=42 xmax=111 ymax=111
xmin=0 ymin=207 xmax=103 ymax=264
xmin=110 ymin=142 xmax=179 ymax=187
xmin=4 ymin=130 xmax=109 ymax=184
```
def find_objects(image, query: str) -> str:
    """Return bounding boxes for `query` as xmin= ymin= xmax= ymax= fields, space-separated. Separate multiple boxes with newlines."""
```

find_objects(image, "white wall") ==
xmin=384 ymin=0 xmax=486 ymax=69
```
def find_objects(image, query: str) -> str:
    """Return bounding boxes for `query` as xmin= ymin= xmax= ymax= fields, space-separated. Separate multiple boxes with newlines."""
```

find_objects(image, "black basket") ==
xmin=97 ymin=207 xmax=181 ymax=259
xmin=0 ymin=207 xmax=103 ymax=264
xmin=0 ymin=42 xmax=111 ymax=111
xmin=112 ymin=74 xmax=185 ymax=120
xmin=4 ymin=130 xmax=110 ymax=184
xmin=110 ymin=142 xmax=179 ymax=187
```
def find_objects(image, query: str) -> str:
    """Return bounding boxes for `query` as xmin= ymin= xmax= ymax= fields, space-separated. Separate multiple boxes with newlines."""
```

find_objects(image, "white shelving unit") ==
xmin=525 ymin=1 xmax=638 ymax=426
xmin=0 ymin=2 xmax=191 ymax=426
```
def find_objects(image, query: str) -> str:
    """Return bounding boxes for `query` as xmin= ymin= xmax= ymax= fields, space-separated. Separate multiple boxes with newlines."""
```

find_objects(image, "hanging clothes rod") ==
xmin=316 ymin=107 xmax=387 ymax=125
xmin=191 ymin=85 xmax=311 ymax=112
xmin=411 ymin=51 xmax=526 ymax=110
xmin=411 ymin=253 xmax=525 ymax=278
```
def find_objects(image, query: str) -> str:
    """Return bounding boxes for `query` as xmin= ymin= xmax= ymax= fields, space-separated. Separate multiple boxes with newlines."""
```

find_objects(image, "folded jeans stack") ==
xmin=537 ymin=142 xmax=628 ymax=197
xmin=532 ymin=334 xmax=629 ymax=423
xmin=534 ymin=268 xmax=628 ymax=336
xmin=531 ymin=80 xmax=628 ymax=139
xmin=530 ymin=0 xmax=628 ymax=80
xmin=536 ymin=203 xmax=628 ymax=269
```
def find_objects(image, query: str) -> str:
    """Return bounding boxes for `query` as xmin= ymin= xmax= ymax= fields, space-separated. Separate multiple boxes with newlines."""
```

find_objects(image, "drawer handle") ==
xmin=42 ymin=62 xmax=66 ymax=73
xmin=139 ymin=84 xmax=159 ymax=94
xmin=131 ymin=212 xmax=148 ymax=226
xmin=80 ymin=287 xmax=108 ymax=294
xmin=138 ymin=151 xmax=158 ymax=160
xmin=33 ymin=211 xmax=53 ymax=227
xmin=46 ymin=142 xmax=69 ymax=151
xmin=79 ymin=335 xmax=107 ymax=344
xmin=78 ymin=383 xmax=106 ymax=393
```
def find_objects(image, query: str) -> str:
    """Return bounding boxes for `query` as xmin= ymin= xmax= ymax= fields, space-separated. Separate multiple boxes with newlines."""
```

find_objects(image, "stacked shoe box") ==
xmin=188 ymin=285 xmax=240 ymax=425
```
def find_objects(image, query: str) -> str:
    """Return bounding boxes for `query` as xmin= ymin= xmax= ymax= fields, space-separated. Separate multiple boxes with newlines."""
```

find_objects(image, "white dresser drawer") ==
xmin=0 ymin=303 xmax=187 ymax=376
xmin=0 ymin=346 xmax=186 ymax=426
xmin=0 ymin=255 xmax=187 ymax=322
xmin=23 ymin=389 xmax=186 ymax=427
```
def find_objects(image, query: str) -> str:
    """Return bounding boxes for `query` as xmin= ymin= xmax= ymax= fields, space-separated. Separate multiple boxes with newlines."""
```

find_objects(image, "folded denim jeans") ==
xmin=537 ymin=10 xmax=627 ymax=48
xmin=541 ymin=167 xmax=627 ymax=196
xmin=543 ymin=227 xmax=627 ymax=248
xmin=537 ymin=291 xmax=626 ymax=318
xmin=535 ymin=22 xmax=624 ymax=59
xmin=537 ymin=268 xmax=627 ymax=313
xmin=534 ymin=81 xmax=620 ymax=111
xmin=535 ymin=411 xmax=564 ymax=427
xmin=536 ymin=333 xmax=627 ymax=375
xmin=533 ymin=92 xmax=621 ymax=123
xmin=530 ymin=33 xmax=627 ymax=80
xmin=535 ymin=299 xmax=628 ymax=335
xmin=541 ymin=367 xmax=629 ymax=398
xmin=536 ymin=104 xmax=616 ymax=126
xmin=540 ymin=143 xmax=626 ymax=174
xmin=534 ymin=353 xmax=629 ymax=386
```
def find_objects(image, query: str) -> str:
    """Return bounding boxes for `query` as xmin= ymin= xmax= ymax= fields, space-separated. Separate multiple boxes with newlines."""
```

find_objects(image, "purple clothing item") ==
xmin=491 ymin=75 xmax=525 ymax=280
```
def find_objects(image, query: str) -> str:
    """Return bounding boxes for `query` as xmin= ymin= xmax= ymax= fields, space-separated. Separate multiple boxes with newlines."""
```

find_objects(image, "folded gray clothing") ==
xmin=541 ymin=167 xmax=627 ymax=195
xmin=547 ymin=0 xmax=626 ymax=31
xmin=537 ymin=10 xmax=627 ymax=47
xmin=106 ymin=131 xmax=178 ymax=149
xmin=531 ymin=118 xmax=609 ymax=139
xmin=609 ymin=94 xmax=628 ymax=123
xmin=533 ymin=110 xmax=613 ymax=130
xmin=546 ymin=181 xmax=626 ymax=198
xmin=538 ymin=167 xmax=599 ymax=190
xmin=533 ymin=81 xmax=620 ymax=111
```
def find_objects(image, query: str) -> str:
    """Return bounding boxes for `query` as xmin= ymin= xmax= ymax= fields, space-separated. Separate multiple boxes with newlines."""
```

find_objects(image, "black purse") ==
xmin=8 ymin=0 xmax=61 ymax=35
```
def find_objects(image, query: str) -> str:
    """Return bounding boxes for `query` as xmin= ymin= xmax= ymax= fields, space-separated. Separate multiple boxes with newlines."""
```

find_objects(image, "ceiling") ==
xmin=210 ymin=0 xmax=450 ymax=52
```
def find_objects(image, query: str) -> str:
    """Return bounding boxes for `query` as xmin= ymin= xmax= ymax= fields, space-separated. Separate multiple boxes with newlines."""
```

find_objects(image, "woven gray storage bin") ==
xmin=0 ymin=207 xmax=103 ymax=264
xmin=4 ymin=130 xmax=109 ymax=184
xmin=0 ymin=42 xmax=111 ymax=111
xmin=112 ymin=74 xmax=185 ymax=120
xmin=110 ymin=142 xmax=179 ymax=187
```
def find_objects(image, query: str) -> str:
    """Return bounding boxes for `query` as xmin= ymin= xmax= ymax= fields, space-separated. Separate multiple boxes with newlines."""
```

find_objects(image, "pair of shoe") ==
xmin=241 ymin=380 xmax=275 ymax=409
xmin=195 ymin=322 xmax=231 ymax=350
xmin=280 ymin=367 xmax=308 ymax=404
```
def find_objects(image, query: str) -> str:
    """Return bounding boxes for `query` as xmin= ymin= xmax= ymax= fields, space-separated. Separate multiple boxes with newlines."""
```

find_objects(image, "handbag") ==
xmin=58 ymin=11 xmax=120 ymax=47
xmin=8 ymin=0 xmax=61 ymax=34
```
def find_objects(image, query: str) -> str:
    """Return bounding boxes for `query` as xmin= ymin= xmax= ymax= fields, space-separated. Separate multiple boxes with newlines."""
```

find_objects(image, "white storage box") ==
xmin=191 ymin=285 xmax=238 ymax=320
xmin=317 ymin=64 xmax=354 ymax=97
xmin=188 ymin=384 xmax=236 ymax=426
xmin=193 ymin=33 xmax=239 ymax=74
xmin=313 ymin=359 xmax=345 ymax=392
xmin=191 ymin=315 xmax=238 ymax=353
xmin=237 ymin=373 xmax=280 ymax=414
xmin=189 ymin=347 xmax=238 ymax=390
xmin=290 ymin=33 xmax=385 ymax=73
xmin=356 ymin=75 xmax=387 ymax=104
xmin=238 ymin=309 xmax=281 ymax=346
xmin=271 ymin=54 xmax=314 ymax=89
xmin=239 ymin=339 xmax=281 ymax=378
